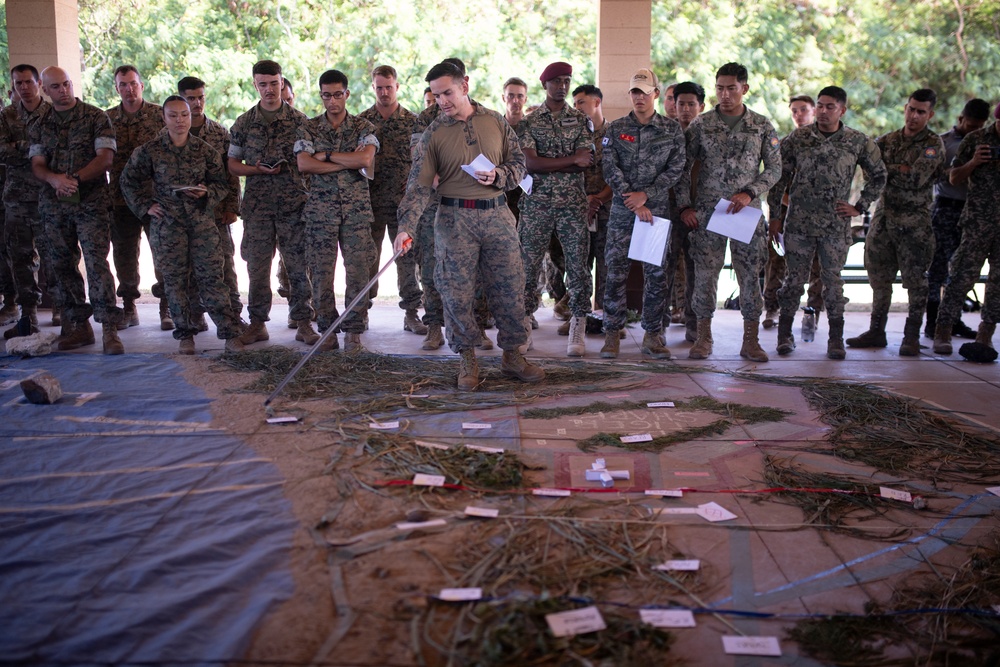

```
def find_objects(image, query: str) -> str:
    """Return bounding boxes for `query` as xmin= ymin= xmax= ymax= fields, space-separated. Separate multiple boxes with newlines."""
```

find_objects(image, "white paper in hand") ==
xmin=771 ymin=232 xmax=785 ymax=257
xmin=460 ymin=153 xmax=496 ymax=180
xmin=628 ymin=215 xmax=671 ymax=265
xmin=520 ymin=173 xmax=533 ymax=195
xmin=706 ymin=199 xmax=763 ymax=244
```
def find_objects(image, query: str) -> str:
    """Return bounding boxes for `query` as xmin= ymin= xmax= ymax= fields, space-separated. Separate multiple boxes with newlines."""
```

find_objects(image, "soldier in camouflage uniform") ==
xmin=768 ymin=85 xmax=887 ymax=359
xmin=120 ymin=96 xmax=251 ymax=354
xmin=676 ymin=63 xmax=781 ymax=362
xmin=295 ymin=69 xmax=379 ymax=353
xmin=924 ymin=98 xmax=990 ymax=339
xmin=29 ymin=66 xmax=125 ymax=354
xmin=1 ymin=64 xmax=58 ymax=338
xmin=572 ymin=84 xmax=612 ymax=313
xmin=517 ymin=61 xmax=594 ymax=357
xmin=395 ymin=61 xmax=543 ymax=390
xmin=846 ymin=89 xmax=945 ymax=355
xmin=934 ymin=105 xmax=1000 ymax=353
xmin=358 ymin=65 xmax=425 ymax=335
xmin=178 ymin=76 xmax=243 ymax=322
xmin=106 ymin=65 xmax=168 ymax=329
xmin=598 ymin=69 xmax=685 ymax=360
xmin=228 ymin=60 xmax=313 ymax=346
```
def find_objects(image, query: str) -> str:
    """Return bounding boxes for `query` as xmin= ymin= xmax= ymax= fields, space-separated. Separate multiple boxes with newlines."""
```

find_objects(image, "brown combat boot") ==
xmin=641 ymin=331 xmax=672 ymax=359
xmin=827 ymin=317 xmax=846 ymax=360
xmin=457 ymin=349 xmax=479 ymax=391
xmin=102 ymin=322 xmax=124 ymax=355
xmin=501 ymin=349 xmax=545 ymax=382
xmin=3 ymin=306 xmax=39 ymax=339
xmin=976 ymin=321 xmax=996 ymax=349
xmin=159 ymin=299 xmax=174 ymax=331
xmin=475 ymin=329 xmax=494 ymax=350
xmin=600 ymin=329 xmax=620 ymax=358
xmin=739 ymin=319 xmax=769 ymax=362
xmin=57 ymin=320 xmax=96 ymax=350
xmin=933 ymin=321 xmax=953 ymax=355
xmin=244 ymin=318 xmax=269 ymax=343
xmin=295 ymin=320 xmax=321 ymax=345
xmin=178 ymin=337 xmax=196 ymax=355
xmin=403 ymin=309 xmax=428 ymax=335
xmin=776 ymin=314 xmax=795 ymax=355
xmin=898 ymin=317 xmax=922 ymax=356
xmin=118 ymin=301 xmax=138 ymax=330
xmin=344 ymin=332 xmax=364 ymax=352
xmin=422 ymin=324 xmax=445 ymax=350
xmin=846 ymin=313 xmax=887 ymax=348
xmin=688 ymin=318 xmax=713 ymax=359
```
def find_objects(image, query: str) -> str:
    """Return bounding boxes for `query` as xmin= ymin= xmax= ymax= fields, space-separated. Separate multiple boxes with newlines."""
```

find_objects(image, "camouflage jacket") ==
xmin=602 ymin=111 xmax=685 ymax=216
xmin=398 ymin=101 xmax=525 ymax=237
xmin=677 ymin=105 xmax=781 ymax=216
xmin=228 ymin=101 xmax=309 ymax=216
xmin=294 ymin=111 xmax=380 ymax=200
xmin=28 ymin=99 xmax=117 ymax=205
xmin=517 ymin=102 xmax=593 ymax=199
xmin=767 ymin=121 xmax=886 ymax=236
xmin=873 ymin=126 xmax=945 ymax=227
xmin=358 ymin=103 xmax=415 ymax=208
xmin=106 ymin=100 xmax=164 ymax=207
xmin=0 ymin=98 xmax=51 ymax=204
xmin=954 ymin=121 xmax=1000 ymax=234
xmin=119 ymin=128 xmax=229 ymax=225
xmin=583 ymin=119 xmax=609 ymax=196
xmin=191 ymin=117 xmax=241 ymax=219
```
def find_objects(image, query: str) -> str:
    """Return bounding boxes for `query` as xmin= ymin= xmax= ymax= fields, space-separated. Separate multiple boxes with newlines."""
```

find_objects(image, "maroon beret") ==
xmin=540 ymin=62 xmax=572 ymax=84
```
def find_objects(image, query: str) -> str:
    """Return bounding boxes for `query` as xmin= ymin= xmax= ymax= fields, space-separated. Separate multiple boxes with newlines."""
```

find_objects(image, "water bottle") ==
xmin=801 ymin=306 xmax=816 ymax=342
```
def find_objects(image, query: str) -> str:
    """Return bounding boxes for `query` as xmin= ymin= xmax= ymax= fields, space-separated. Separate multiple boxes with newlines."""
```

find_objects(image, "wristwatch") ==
xmin=70 ymin=172 xmax=81 ymax=182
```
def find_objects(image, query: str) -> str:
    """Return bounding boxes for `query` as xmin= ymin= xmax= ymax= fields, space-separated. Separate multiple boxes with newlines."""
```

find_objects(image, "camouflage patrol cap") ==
xmin=629 ymin=68 xmax=658 ymax=94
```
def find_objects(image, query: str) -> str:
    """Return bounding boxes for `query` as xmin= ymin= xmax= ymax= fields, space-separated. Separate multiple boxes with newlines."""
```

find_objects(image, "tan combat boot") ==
xmin=933 ymin=320 xmax=953 ymax=355
xmin=344 ymin=332 xmax=364 ymax=352
xmin=552 ymin=293 xmax=570 ymax=321
xmin=119 ymin=300 xmax=138 ymax=330
xmin=688 ymin=319 xmax=714 ymax=359
xmin=244 ymin=319 xmax=269 ymax=343
xmin=457 ymin=349 xmax=479 ymax=390
xmin=641 ymin=331 xmax=672 ymax=359
xmin=501 ymin=349 xmax=545 ymax=382
xmin=475 ymin=329 xmax=494 ymax=350
xmin=827 ymin=317 xmax=846 ymax=360
xmin=776 ymin=314 xmax=795 ymax=355
xmin=57 ymin=319 xmax=96 ymax=350
xmin=403 ymin=309 xmax=428 ymax=335
xmin=600 ymin=329 xmax=620 ymax=359
xmin=159 ymin=299 xmax=174 ymax=330
xmin=976 ymin=321 xmax=996 ymax=349
xmin=102 ymin=322 xmax=124 ymax=355
xmin=178 ymin=337 xmax=196 ymax=355
xmin=3 ymin=306 xmax=39 ymax=339
xmin=567 ymin=316 xmax=586 ymax=357
xmin=296 ymin=320 xmax=321 ymax=345
xmin=739 ymin=320 xmax=769 ymax=362
xmin=898 ymin=317 xmax=922 ymax=356
xmin=422 ymin=324 xmax=445 ymax=350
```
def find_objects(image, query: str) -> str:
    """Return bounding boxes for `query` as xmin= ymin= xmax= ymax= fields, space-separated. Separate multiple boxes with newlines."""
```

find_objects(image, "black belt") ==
xmin=935 ymin=196 xmax=965 ymax=210
xmin=440 ymin=194 xmax=507 ymax=210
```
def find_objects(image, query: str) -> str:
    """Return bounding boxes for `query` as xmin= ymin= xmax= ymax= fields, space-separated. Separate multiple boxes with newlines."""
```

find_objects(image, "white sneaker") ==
xmin=567 ymin=316 xmax=585 ymax=357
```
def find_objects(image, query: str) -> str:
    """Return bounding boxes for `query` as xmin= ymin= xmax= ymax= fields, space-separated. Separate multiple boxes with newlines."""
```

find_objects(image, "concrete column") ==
xmin=596 ymin=0 xmax=652 ymax=122
xmin=6 ymin=0 xmax=83 ymax=96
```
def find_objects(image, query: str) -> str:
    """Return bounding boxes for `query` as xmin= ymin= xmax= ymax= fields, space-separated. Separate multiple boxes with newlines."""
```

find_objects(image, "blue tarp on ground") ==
xmin=0 ymin=354 xmax=296 ymax=665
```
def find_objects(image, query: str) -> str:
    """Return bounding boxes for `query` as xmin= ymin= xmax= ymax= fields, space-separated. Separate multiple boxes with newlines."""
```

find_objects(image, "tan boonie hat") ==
xmin=629 ymin=68 xmax=658 ymax=94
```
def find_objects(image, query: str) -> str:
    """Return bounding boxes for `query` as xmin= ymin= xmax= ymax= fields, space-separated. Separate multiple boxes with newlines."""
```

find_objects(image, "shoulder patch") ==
xmin=770 ymin=136 xmax=780 ymax=147
xmin=923 ymin=147 xmax=938 ymax=158
xmin=619 ymin=133 xmax=636 ymax=143
xmin=601 ymin=136 xmax=610 ymax=147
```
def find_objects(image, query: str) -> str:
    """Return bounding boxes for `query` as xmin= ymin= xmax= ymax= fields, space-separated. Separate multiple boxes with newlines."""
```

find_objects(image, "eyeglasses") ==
xmin=320 ymin=91 xmax=346 ymax=100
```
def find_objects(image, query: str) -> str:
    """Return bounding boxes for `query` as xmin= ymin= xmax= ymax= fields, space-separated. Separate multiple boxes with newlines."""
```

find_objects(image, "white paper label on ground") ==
xmin=266 ymin=416 xmax=298 ymax=424
xmin=395 ymin=519 xmax=447 ymax=530
xmin=462 ymin=422 xmax=492 ymax=430
xmin=536 ymin=439 xmax=548 ymax=444
xmin=717 ymin=386 xmax=746 ymax=393
xmin=464 ymin=506 xmax=500 ymax=518
xmin=879 ymin=486 xmax=913 ymax=502
xmin=657 ymin=507 xmax=699 ymax=515
xmin=545 ymin=606 xmax=606 ymax=637
xmin=74 ymin=392 xmax=101 ymax=406
xmin=532 ymin=488 xmax=571 ymax=497
xmin=722 ymin=635 xmax=782 ymax=656
xmin=640 ymin=609 xmax=696 ymax=627
xmin=621 ymin=433 xmax=653 ymax=443
xmin=987 ymin=486 xmax=1000 ymax=498
xmin=438 ymin=587 xmax=482 ymax=601
xmin=645 ymin=489 xmax=684 ymax=497
xmin=413 ymin=473 xmax=446 ymax=487
xmin=415 ymin=440 xmax=450 ymax=450
xmin=647 ymin=401 xmax=675 ymax=408
xmin=369 ymin=421 xmax=400 ymax=430
xmin=465 ymin=444 xmax=504 ymax=454
xmin=697 ymin=502 xmax=738 ymax=522
xmin=654 ymin=559 xmax=700 ymax=571
xmin=403 ymin=394 xmax=429 ymax=398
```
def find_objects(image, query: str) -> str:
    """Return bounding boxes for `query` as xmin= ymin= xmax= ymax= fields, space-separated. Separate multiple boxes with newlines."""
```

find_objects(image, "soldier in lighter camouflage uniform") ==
xmin=846 ymin=89 xmax=945 ymax=355
xmin=676 ymin=62 xmax=781 ymax=362
xmin=599 ymin=68 xmax=685 ymax=360
xmin=768 ymin=85 xmax=887 ymax=359
xmin=358 ymin=65 xmax=425 ymax=335
xmin=106 ymin=65 xmax=168 ymax=329
xmin=518 ymin=61 xmax=594 ymax=357
xmin=228 ymin=60 xmax=313 ymax=346
xmin=934 ymin=105 xmax=1000 ymax=353
xmin=295 ymin=69 xmax=379 ymax=353
xmin=395 ymin=61 xmax=543 ymax=390
xmin=1 ymin=64 xmax=58 ymax=338
xmin=29 ymin=66 xmax=125 ymax=354
xmin=178 ymin=76 xmax=243 ymax=322
xmin=120 ymin=96 xmax=251 ymax=354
